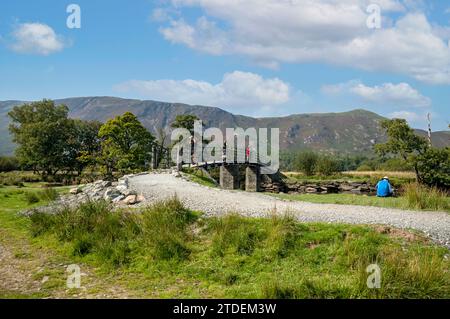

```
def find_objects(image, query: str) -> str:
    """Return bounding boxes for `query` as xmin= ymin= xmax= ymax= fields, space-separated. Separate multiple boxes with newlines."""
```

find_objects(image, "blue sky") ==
xmin=0 ymin=0 xmax=449 ymax=130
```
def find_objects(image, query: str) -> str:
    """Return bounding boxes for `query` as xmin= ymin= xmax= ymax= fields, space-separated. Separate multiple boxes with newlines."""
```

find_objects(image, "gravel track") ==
xmin=129 ymin=173 xmax=450 ymax=248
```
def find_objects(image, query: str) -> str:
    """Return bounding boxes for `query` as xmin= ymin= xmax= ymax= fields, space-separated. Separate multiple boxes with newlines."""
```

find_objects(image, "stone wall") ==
xmin=260 ymin=175 xmax=377 ymax=195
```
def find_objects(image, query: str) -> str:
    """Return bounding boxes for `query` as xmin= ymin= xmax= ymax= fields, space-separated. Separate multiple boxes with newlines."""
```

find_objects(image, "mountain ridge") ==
xmin=1 ymin=97 xmax=449 ymax=156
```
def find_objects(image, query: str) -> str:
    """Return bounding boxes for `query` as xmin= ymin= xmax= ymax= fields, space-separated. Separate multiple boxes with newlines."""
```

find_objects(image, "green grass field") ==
xmin=270 ymin=193 xmax=450 ymax=213
xmin=0 ymin=183 xmax=449 ymax=299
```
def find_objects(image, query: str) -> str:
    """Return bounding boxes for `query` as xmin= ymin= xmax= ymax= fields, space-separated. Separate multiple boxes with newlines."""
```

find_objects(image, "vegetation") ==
xmin=403 ymin=183 xmax=449 ymax=211
xmin=18 ymin=197 xmax=449 ymax=298
xmin=0 ymin=156 xmax=20 ymax=172
xmin=8 ymin=100 xmax=101 ymax=179
xmin=171 ymin=114 xmax=200 ymax=135
xmin=7 ymin=100 xmax=161 ymax=182
xmin=375 ymin=119 xmax=450 ymax=189
xmin=98 ymin=112 xmax=155 ymax=176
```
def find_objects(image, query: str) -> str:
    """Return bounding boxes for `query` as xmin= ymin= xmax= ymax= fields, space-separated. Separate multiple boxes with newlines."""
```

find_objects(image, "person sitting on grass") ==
xmin=376 ymin=176 xmax=393 ymax=197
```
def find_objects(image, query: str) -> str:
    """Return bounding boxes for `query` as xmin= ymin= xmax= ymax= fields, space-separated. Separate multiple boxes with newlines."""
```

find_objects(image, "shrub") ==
xmin=0 ymin=157 xmax=19 ymax=172
xmin=294 ymin=152 xmax=318 ymax=176
xmin=25 ymin=192 xmax=40 ymax=204
xmin=378 ymin=158 xmax=413 ymax=172
xmin=403 ymin=183 xmax=449 ymax=211
xmin=356 ymin=164 xmax=374 ymax=172
xmin=316 ymin=156 xmax=341 ymax=176
xmin=416 ymin=147 xmax=450 ymax=189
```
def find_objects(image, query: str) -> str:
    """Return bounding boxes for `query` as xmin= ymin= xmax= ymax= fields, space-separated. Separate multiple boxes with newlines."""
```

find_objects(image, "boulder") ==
xmin=112 ymin=195 xmax=125 ymax=203
xmin=69 ymin=187 xmax=82 ymax=195
xmin=122 ymin=195 xmax=137 ymax=205
xmin=104 ymin=188 xmax=122 ymax=201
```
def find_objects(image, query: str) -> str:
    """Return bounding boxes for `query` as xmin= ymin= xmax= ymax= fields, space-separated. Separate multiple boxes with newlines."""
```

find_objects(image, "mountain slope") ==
xmin=1 ymin=97 xmax=449 ymax=156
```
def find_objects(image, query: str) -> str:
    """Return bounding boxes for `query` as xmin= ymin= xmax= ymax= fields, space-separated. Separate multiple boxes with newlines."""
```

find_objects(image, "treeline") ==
xmin=280 ymin=152 xmax=413 ymax=174
xmin=281 ymin=119 xmax=449 ymax=189
xmin=6 ymin=99 xmax=159 ymax=181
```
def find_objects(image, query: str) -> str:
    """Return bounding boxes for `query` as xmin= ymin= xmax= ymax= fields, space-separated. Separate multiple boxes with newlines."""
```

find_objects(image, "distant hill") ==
xmin=1 ymin=97 xmax=449 ymax=156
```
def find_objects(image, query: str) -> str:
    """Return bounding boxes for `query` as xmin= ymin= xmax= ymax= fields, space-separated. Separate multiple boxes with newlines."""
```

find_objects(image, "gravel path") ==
xmin=129 ymin=173 xmax=450 ymax=248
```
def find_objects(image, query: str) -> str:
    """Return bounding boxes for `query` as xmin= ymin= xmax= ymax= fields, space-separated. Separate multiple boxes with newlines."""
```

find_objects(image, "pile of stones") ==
xmin=68 ymin=176 xmax=145 ymax=206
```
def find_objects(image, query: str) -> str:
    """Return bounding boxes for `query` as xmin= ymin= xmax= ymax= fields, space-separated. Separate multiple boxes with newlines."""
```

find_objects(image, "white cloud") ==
xmin=158 ymin=0 xmax=450 ymax=84
xmin=114 ymin=71 xmax=290 ymax=110
xmin=322 ymin=81 xmax=431 ymax=107
xmin=389 ymin=110 xmax=422 ymax=122
xmin=10 ymin=23 xmax=65 ymax=55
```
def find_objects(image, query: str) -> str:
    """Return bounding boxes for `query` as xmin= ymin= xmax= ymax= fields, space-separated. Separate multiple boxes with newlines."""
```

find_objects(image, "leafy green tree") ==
xmin=375 ymin=119 xmax=428 ymax=181
xmin=316 ymin=156 xmax=341 ymax=176
xmin=98 ymin=112 xmax=154 ymax=175
xmin=66 ymin=120 xmax=102 ymax=176
xmin=416 ymin=147 xmax=450 ymax=189
xmin=294 ymin=151 xmax=318 ymax=176
xmin=171 ymin=114 xmax=200 ymax=135
xmin=8 ymin=100 xmax=73 ymax=178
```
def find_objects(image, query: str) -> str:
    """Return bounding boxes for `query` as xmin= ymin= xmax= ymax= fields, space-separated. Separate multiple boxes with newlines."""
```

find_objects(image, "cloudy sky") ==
xmin=0 ymin=0 xmax=449 ymax=130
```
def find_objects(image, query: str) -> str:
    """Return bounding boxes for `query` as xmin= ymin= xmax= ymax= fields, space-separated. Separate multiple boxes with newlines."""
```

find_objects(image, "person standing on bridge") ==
xmin=245 ymin=146 xmax=250 ymax=163
xmin=190 ymin=136 xmax=197 ymax=165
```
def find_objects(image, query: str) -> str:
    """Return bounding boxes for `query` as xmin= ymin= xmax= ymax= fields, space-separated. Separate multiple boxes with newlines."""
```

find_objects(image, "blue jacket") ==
xmin=376 ymin=179 xmax=393 ymax=197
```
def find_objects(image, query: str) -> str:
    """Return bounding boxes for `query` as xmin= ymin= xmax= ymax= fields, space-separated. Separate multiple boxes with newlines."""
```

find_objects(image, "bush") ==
xmin=316 ymin=156 xmax=341 ymax=176
xmin=378 ymin=158 xmax=413 ymax=172
xmin=356 ymin=164 xmax=374 ymax=172
xmin=403 ymin=183 xmax=449 ymax=211
xmin=416 ymin=147 xmax=450 ymax=189
xmin=0 ymin=157 xmax=19 ymax=172
xmin=294 ymin=152 xmax=318 ymax=176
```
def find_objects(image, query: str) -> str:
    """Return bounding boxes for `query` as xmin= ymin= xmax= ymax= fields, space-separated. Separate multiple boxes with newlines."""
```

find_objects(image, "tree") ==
xmin=65 ymin=120 xmax=102 ymax=176
xmin=98 ymin=112 xmax=154 ymax=175
xmin=8 ymin=100 xmax=73 ymax=178
xmin=294 ymin=151 xmax=318 ymax=176
xmin=415 ymin=147 xmax=450 ymax=189
xmin=375 ymin=119 xmax=428 ymax=181
xmin=316 ymin=156 xmax=341 ymax=176
xmin=171 ymin=114 xmax=200 ymax=135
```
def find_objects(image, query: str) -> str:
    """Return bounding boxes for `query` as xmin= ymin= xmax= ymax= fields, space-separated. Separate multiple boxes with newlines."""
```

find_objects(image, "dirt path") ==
xmin=0 ymin=229 xmax=134 ymax=299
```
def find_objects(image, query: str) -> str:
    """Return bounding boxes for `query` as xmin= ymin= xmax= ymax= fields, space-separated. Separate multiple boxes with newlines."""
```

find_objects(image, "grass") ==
xmin=283 ymin=171 xmax=415 ymax=187
xmin=182 ymin=168 xmax=218 ymax=188
xmin=26 ymin=197 xmax=450 ymax=298
xmin=0 ymin=183 xmax=449 ymax=299
xmin=271 ymin=184 xmax=450 ymax=213
xmin=403 ymin=183 xmax=449 ymax=211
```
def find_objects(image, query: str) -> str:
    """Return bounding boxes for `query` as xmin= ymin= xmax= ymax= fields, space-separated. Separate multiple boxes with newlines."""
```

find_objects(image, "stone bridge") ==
xmin=183 ymin=161 xmax=263 ymax=192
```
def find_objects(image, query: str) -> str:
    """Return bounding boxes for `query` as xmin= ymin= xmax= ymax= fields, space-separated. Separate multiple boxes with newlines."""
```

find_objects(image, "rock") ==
xmin=112 ymin=195 xmax=125 ymax=203
xmin=305 ymin=187 xmax=318 ymax=193
xmin=116 ymin=185 xmax=128 ymax=192
xmin=122 ymin=189 xmax=137 ymax=197
xmin=69 ymin=187 xmax=82 ymax=195
xmin=136 ymin=194 xmax=145 ymax=203
xmin=122 ymin=195 xmax=137 ymax=205
xmin=104 ymin=188 xmax=122 ymax=201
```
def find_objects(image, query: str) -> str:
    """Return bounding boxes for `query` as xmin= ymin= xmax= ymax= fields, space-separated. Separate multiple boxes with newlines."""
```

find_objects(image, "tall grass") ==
xmin=403 ymin=183 xmax=449 ymax=211
xmin=141 ymin=197 xmax=196 ymax=260
xmin=28 ymin=198 xmax=449 ymax=298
